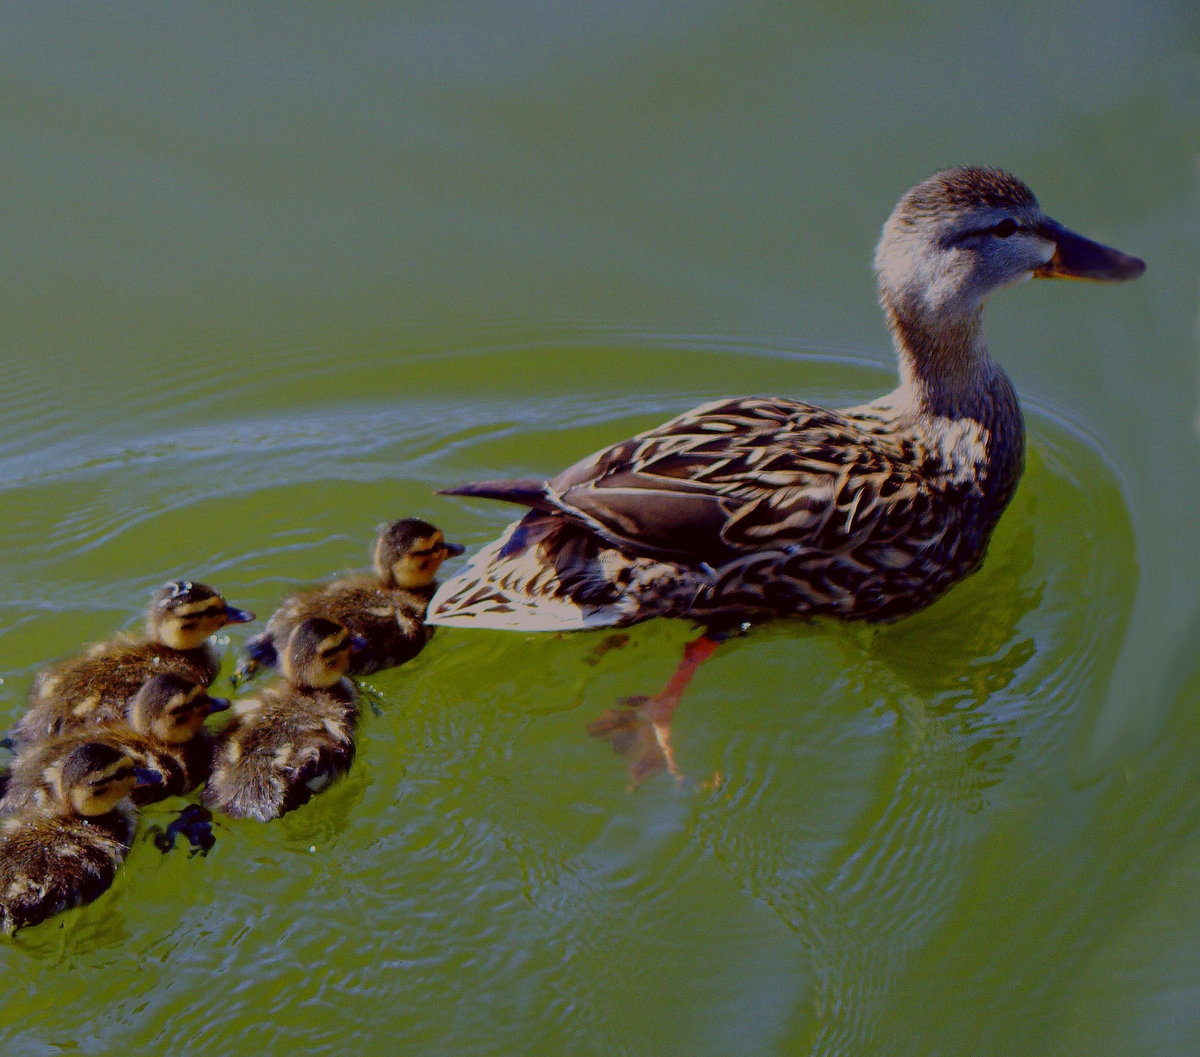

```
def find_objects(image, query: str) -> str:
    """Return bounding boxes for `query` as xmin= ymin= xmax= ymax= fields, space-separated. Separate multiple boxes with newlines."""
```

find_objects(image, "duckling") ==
xmin=430 ymin=166 xmax=1145 ymax=781
xmin=13 ymin=580 xmax=253 ymax=746
xmin=204 ymin=617 xmax=359 ymax=822
xmin=235 ymin=519 xmax=463 ymax=684
xmin=1 ymin=674 xmax=230 ymax=810
xmin=0 ymin=741 xmax=160 ymax=933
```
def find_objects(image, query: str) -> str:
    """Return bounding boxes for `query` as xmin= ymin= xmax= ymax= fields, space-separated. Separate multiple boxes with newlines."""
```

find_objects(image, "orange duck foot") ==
xmin=588 ymin=694 xmax=683 ymax=786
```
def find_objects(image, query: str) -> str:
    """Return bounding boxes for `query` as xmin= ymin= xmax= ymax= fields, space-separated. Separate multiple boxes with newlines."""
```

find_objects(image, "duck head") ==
xmin=875 ymin=166 xmax=1144 ymax=317
xmin=280 ymin=617 xmax=358 ymax=689
xmin=148 ymin=580 xmax=256 ymax=650
xmin=873 ymin=166 xmax=1144 ymax=407
xmin=128 ymin=673 xmax=231 ymax=744
xmin=374 ymin=518 xmax=464 ymax=590
xmin=53 ymin=742 xmax=162 ymax=816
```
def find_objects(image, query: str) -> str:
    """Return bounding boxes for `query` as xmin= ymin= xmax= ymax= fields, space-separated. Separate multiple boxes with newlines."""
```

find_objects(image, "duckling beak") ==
xmin=223 ymin=605 xmax=256 ymax=625
xmin=133 ymin=766 xmax=164 ymax=788
xmin=443 ymin=541 xmax=466 ymax=558
xmin=205 ymin=696 xmax=232 ymax=715
xmin=1033 ymin=218 xmax=1145 ymax=282
xmin=348 ymin=633 xmax=371 ymax=661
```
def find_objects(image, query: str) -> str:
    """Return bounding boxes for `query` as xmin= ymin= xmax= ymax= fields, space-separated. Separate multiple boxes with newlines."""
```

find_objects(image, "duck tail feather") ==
xmin=439 ymin=478 xmax=551 ymax=510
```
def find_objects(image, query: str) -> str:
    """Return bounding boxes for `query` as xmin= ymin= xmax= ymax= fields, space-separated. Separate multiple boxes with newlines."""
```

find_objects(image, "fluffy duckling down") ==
xmin=236 ymin=518 xmax=462 ymax=683
xmin=204 ymin=617 xmax=360 ymax=822
xmin=2 ymin=674 xmax=229 ymax=810
xmin=0 ymin=740 xmax=160 ymax=934
xmin=13 ymin=580 xmax=253 ymax=746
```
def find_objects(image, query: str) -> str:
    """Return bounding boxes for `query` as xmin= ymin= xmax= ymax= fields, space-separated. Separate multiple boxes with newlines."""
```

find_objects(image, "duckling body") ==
xmin=0 ymin=741 xmax=158 ymax=933
xmin=237 ymin=519 xmax=462 ymax=681
xmin=2 ymin=675 xmax=229 ymax=809
xmin=14 ymin=580 xmax=253 ymax=745
xmin=430 ymin=168 xmax=1145 ymax=632
xmin=204 ymin=618 xmax=359 ymax=822
xmin=0 ymin=806 xmax=136 ymax=934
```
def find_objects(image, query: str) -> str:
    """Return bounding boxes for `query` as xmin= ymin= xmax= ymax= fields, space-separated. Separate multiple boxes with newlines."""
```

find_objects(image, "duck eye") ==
xmin=992 ymin=218 xmax=1019 ymax=238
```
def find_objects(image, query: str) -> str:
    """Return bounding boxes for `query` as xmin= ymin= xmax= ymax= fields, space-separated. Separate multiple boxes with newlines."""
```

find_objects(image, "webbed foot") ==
xmin=586 ymin=632 xmax=725 ymax=788
xmin=588 ymin=694 xmax=682 ymax=786
xmin=152 ymin=804 xmax=216 ymax=856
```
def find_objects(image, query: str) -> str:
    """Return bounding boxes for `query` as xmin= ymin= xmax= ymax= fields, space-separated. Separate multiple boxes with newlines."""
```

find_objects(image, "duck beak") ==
xmin=348 ymin=634 xmax=371 ymax=661
xmin=133 ymin=766 xmax=164 ymax=788
xmin=1033 ymin=218 xmax=1145 ymax=282
xmin=205 ymin=696 xmax=232 ymax=715
xmin=223 ymin=605 xmax=256 ymax=625
xmin=443 ymin=541 xmax=466 ymax=558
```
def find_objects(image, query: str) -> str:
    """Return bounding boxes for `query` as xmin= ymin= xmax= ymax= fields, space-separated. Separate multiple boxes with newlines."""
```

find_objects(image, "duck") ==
xmin=234 ymin=518 xmax=462 ymax=684
xmin=12 ymin=580 xmax=253 ymax=746
xmin=1 ymin=674 xmax=230 ymax=810
xmin=428 ymin=166 xmax=1145 ymax=781
xmin=203 ymin=617 xmax=359 ymax=822
xmin=0 ymin=740 xmax=161 ymax=933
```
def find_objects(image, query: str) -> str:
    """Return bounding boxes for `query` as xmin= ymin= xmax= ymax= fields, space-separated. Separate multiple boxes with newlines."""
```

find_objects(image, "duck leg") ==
xmin=587 ymin=632 xmax=723 ymax=785
xmin=151 ymin=804 xmax=216 ymax=855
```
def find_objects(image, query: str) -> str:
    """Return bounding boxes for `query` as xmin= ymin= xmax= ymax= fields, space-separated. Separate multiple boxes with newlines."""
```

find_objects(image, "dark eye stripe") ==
xmin=170 ymin=600 xmax=223 ymax=618
xmin=92 ymin=766 xmax=135 ymax=789
xmin=950 ymin=219 xmax=1024 ymax=245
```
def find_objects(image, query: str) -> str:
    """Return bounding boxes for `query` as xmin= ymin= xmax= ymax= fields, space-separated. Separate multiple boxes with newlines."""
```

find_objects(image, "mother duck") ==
xmin=429 ymin=167 xmax=1144 ymax=776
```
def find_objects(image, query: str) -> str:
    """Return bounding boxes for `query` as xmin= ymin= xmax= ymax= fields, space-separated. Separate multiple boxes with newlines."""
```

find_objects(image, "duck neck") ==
xmin=884 ymin=293 xmax=1001 ymax=420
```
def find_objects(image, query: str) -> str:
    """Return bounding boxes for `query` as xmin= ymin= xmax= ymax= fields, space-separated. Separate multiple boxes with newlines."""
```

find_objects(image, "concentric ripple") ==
xmin=0 ymin=333 xmax=1139 ymax=1057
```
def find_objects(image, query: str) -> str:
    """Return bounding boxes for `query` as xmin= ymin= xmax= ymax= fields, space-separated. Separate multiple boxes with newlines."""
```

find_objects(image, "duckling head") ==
xmin=874 ymin=166 xmax=1144 ymax=320
xmin=374 ymin=518 xmax=465 ymax=590
xmin=128 ymin=673 xmax=231 ymax=744
xmin=53 ymin=742 xmax=162 ymax=816
xmin=148 ymin=580 xmax=256 ymax=651
xmin=281 ymin=617 xmax=355 ymax=688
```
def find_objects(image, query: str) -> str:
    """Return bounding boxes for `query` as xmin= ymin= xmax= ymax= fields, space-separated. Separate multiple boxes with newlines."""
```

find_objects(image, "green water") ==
xmin=1 ymin=4 xmax=1198 ymax=1056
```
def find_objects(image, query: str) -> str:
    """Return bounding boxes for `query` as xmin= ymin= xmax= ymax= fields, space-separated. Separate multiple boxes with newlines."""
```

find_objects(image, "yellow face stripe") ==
xmin=318 ymin=632 xmax=351 ymax=659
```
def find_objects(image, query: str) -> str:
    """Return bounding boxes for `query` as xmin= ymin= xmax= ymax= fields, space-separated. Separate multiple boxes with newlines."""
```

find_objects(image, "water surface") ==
xmin=0 ymin=4 xmax=1197 ymax=1056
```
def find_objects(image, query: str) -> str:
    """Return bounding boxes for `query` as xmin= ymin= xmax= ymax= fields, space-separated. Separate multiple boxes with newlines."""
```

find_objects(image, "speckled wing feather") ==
xmin=506 ymin=397 xmax=953 ymax=564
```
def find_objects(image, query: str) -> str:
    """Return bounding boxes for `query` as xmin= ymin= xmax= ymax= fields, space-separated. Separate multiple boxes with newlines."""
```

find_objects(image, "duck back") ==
xmin=0 ymin=806 xmax=136 ymax=933
xmin=203 ymin=680 xmax=358 ymax=822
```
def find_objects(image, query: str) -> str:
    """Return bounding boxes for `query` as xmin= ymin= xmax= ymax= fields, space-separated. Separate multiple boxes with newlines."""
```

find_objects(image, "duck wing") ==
xmin=445 ymin=396 xmax=945 ymax=566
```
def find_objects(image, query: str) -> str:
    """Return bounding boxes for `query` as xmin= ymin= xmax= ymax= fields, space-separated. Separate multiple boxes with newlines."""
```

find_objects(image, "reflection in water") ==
xmin=683 ymin=427 xmax=1133 ymax=1052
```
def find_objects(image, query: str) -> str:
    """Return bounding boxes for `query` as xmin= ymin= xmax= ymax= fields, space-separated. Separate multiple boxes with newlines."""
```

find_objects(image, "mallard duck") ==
xmin=0 ymin=741 xmax=160 ymax=933
xmin=1 ymin=674 xmax=229 ymax=810
xmin=428 ymin=166 xmax=1144 ymax=779
xmin=13 ymin=580 xmax=253 ymax=746
xmin=203 ymin=617 xmax=359 ymax=822
xmin=234 ymin=518 xmax=462 ymax=684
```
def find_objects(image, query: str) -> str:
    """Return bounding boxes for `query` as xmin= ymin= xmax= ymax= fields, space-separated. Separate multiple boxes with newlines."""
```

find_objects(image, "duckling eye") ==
xmin=992 ymin=218 xmax=1019 ymax=238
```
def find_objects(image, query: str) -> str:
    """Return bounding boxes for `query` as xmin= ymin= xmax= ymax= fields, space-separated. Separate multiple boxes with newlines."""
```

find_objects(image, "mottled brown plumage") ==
xmin=235 ymin=519 xmax=462 ymax=683
xmin=13 ymin=580 xmax=253 ymax=745
xmin=0 ymin=741 xmax=158 ymax=933
xmin=2 ymin=675 xmax=228 ymax=809
xmin=430 ymin=167 xmax=1144 ymax=633
xmin=204 ymin=618 xmax=359 ymax=822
